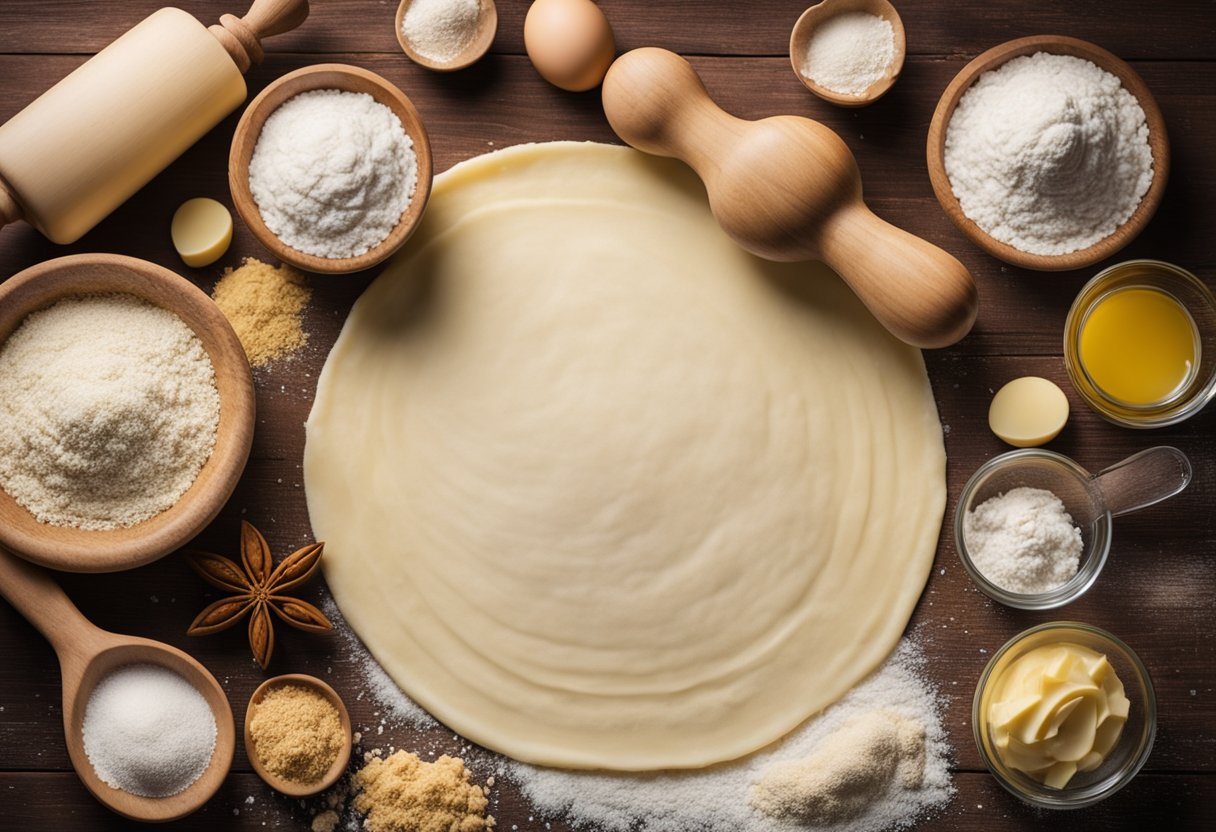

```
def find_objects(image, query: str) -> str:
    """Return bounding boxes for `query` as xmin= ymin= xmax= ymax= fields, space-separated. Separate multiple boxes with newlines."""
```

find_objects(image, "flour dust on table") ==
xmin=325 ymin=588 xmax=952 ymax=832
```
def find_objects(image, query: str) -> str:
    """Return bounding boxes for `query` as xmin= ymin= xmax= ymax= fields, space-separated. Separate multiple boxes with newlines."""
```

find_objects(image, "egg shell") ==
xmin=524 ymin=0 xmax=616 ymax=92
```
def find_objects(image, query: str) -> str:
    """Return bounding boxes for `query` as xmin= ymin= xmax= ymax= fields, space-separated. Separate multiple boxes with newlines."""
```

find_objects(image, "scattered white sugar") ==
xmin=322 ymin=597 xmax=437 ymax=729
xmin=963 ymin=486 xmax=1083 ymax=594
xmin=507 ymin=639 xmax=953 ymax=832
xmin=82 ymin=664 xmax=216 ymax=797
xmin=402 ymin=0 xmax=480 ymax=63
xmin=801 ymin=12 xmax=896 ymax=96
xmin=332 ymin=602 xmax=951 ymax=831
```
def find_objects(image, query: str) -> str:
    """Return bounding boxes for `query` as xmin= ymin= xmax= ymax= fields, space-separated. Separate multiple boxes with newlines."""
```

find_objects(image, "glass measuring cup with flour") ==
xmin=954 ymin=447 xmax=1191 ymax=610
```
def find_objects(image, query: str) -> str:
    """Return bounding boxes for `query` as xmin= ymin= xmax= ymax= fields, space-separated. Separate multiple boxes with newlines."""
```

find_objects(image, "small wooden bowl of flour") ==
xmin=0 ymin=254 xmax=254 ymax=573
xmin=927 ymin=36 xmax=1169 ymax=272
xmin=229 ymin=64 xmax=433 ymax=275
xmin=396 ymin=0 xmax=497 ymax=72
xmin=789 ymin=0 xmax=906 ymax=107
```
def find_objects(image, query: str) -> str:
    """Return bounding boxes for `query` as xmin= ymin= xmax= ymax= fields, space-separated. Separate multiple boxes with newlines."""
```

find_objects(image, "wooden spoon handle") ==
xmin=820 ymin=202 xmax=978 ymax=348
xmin=0 ymin=547 xmax=97 ymax=656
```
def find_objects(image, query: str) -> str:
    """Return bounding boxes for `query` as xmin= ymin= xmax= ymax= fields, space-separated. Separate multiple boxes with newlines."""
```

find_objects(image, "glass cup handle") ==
xmin=1092 ymin=446 xmax=1193 ymax=518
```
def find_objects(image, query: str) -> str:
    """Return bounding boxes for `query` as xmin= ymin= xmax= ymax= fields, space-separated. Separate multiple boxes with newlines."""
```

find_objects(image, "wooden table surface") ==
xmin=0 ymin=1 xmax=1213 ymax=829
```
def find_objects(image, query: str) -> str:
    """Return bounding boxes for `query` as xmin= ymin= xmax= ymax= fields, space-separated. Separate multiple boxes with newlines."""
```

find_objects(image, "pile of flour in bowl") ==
xmin=943 ymin=52 xmax=1153 ymax=256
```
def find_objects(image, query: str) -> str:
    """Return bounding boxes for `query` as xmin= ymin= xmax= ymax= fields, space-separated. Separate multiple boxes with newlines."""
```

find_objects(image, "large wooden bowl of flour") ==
xmin=229 ymin=64 xmax=434 ymax=275
xmin=926 ymin=36 xmax=1169 ymax=272
xmin=0 ymin=254 xmax=254 ymax=573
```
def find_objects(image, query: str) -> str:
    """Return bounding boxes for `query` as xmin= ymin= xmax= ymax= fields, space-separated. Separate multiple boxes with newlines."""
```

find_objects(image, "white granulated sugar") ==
xmin=943 ymin=52 xmax=1153 ymax=255
xmin=402 ymin=0 xmax=480 ymax=63
xmin=508 ymin=639 xmax=953 ymax=832
xmin=82 ymin=664 xmax=217 ymax=798
xmin=249 ymin=89 xmax=418 ymax=260
xmin=0 ymin=294 xmax=219 ymax=530
xmin=963 ymin=486 xmax=1083 ymax=594
xmin=801 ymin=12 xmax=895 ymax=96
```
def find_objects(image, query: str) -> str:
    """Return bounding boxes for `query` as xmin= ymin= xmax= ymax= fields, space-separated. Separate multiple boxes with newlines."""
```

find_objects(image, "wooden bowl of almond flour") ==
xmin=926 ymin=35 xmax=1169 ymax=271
xmin=0 ymin=254 xmax=254 ymax=573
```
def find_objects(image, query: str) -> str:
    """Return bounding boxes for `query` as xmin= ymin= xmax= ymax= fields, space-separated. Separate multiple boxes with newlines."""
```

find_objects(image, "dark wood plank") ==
xmin=0 ymin=0 xmax=1213 ymax=60
xmin=1 ymin=1 xmax=1214 ymax=830
xmin=0 ymin=771 xmax=1211 ymax=831
xmin=0 ymin=53 xmax=1213 ymax=361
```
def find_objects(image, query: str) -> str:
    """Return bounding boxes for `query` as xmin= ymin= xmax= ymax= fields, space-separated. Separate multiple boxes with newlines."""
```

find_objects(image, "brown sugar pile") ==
xmin=248 ymin=684 xmax=344 ymax=785
xmin=212 ymin=257 xmax=310 ymax=367
xmin=353 ymin=750 xmax=494 ymax=832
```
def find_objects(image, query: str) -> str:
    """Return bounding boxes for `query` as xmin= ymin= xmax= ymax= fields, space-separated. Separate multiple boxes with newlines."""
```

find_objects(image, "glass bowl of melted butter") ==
xmin=974 ymin=622 xmax=1156 ymax=808
xmin=1064 ymin=259 xmax=1216 ymax=428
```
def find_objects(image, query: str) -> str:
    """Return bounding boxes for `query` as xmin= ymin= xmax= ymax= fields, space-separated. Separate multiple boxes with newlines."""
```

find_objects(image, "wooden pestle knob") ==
xmin=602 ymin=48 xmax=977 ymax=349
xmin=210 ymin=0 xmax=311 ymax=73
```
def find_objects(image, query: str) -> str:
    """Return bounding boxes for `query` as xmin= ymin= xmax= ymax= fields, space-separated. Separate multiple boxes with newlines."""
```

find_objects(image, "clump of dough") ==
xmin=750 ymin=709 xmax=926 ymax=822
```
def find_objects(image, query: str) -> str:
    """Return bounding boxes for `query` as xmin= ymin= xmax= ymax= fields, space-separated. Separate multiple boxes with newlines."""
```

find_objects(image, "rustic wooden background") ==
xmin=0 ymin=1 xmax=1212 ymax=829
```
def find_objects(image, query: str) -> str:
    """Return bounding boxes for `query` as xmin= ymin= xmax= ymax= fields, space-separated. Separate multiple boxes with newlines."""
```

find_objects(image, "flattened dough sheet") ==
xmin=305 ymin=142 xmax=946 ymax=770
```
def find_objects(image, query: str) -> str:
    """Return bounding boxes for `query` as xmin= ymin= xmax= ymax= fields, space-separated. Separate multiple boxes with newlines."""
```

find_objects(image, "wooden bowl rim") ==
xmin=64 ymin=637 xmax=236 ymax=822
xmin=395 ymin=0 xmax=498 ymax=72
xmin=244 ymin=673 xmax=353 ymax=797
xmin=229 ymin=63 xmax=434 ymax=275
xmin=926 ymin=35 xmax=1171 ymax=272
xmin=789 ymin=0 xmax=907 ymax=108
xmin=0 ymin=254 xmax=254 ymax=573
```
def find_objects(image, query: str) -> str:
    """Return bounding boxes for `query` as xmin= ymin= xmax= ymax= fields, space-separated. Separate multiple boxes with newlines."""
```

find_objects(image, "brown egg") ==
xmin=524 ymin=0 xmax=616 ymax=92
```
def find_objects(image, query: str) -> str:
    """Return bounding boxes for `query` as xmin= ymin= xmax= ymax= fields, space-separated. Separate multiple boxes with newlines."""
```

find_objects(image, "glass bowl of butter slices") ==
xmin=973 ymin=622 xmax=1156 ymax=808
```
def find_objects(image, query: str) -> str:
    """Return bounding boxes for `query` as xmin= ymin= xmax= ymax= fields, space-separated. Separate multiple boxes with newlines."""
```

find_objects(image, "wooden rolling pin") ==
xmin=0 ymin=0 xmax=309 ymax=245
xmin=602 ymin=48 xmax=977 ymax=349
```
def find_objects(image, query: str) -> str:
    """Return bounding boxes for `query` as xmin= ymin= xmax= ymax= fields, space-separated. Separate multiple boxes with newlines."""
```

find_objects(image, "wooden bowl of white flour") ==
xmin=0 ymin=254 xmax=254 ymax=572
xmin=229 ymin=64 xmax=433 ymax=275
xmin=926 ymin=36 xmax=1169 ymax=272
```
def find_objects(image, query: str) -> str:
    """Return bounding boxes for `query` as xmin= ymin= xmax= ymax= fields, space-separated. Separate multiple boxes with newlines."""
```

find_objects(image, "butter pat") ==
xmin=988 ymin=643 xmax=1129 ymax=788
xmin=989 ymin=376 xmax=1069 ymax=447
xmin=172 ymin=198 xmax=232 ymax=268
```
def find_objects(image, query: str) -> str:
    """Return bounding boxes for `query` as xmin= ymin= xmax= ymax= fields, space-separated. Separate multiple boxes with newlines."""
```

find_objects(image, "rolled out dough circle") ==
xmin=304 ymin=142 xmax=946 ymax=770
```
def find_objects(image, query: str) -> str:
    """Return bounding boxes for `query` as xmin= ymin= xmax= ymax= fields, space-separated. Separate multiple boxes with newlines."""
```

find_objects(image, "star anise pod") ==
xmin=185 ymin=521 xmax=332 ymax=669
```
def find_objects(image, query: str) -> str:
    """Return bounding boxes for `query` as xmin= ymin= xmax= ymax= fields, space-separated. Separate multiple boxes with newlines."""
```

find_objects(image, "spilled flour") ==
xmin=325 ymin=596 xmax=954 ymax=832
xmin=504 ymin=640 xmax=953 ymax=832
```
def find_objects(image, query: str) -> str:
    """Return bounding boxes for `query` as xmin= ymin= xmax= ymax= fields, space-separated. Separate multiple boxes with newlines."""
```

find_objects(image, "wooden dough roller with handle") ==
xmin=602 ymin=48 xmax=977 ymax=349
xmin=0 ymin=0 xmax=309 ymax=245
